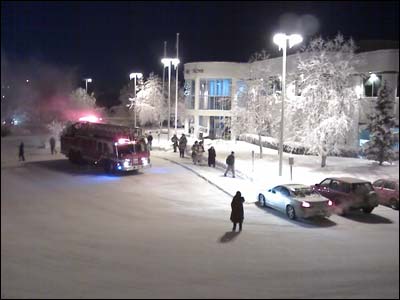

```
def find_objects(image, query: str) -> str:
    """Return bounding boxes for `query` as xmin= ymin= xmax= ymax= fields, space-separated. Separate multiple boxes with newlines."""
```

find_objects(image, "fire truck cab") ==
xmin=61 ymin=121 xmax=151 ymax=173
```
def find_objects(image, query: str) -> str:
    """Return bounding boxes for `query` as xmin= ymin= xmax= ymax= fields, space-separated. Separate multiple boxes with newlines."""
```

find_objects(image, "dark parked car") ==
xmin=312 ymin=177 xmax=379 ymax=215
xmin=372 ymin=179 xmax=399 ymax=210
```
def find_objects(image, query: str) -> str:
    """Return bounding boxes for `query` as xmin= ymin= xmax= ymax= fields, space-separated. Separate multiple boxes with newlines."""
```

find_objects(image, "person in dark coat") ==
xmin=147 ymin=132 xmax=153 ymax=150
xmin=191 ymin=141 xmax=199 ymax=164
xmin=224 ymin=151 xmax=235 ymax=177
xmin=171 ymin=134 xmax=178 ymax=152
xmin=230 ymin=191 xmax=245 ymax=231
xmin=208 ymin=146 xmax=216 ymax=167
xmin=178 ymin=134 xmax=187 ymax=158
xmin=49 ymin=136 xmax=56 ymax=155
xmin=18 ymin=141 xmax=25 ymax=161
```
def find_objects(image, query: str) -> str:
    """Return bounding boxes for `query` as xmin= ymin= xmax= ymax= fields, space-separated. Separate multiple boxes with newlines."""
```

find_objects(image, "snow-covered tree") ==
xmin=70 ymin=87 xmax=97 ymax=110
xmin=232 ymin=51 xmax=280 ymax=158
xmin=116 ymin=77 xmax=145 ymax=126
xmin=136 ymin=73 xmax=165 ymax=127
xmin=47 ymin=119 xmax=65 ymax=138
xmin=364 ymin=81 xmax=397 ymax=165
xmin=287 ymin=34 xmax=359 ymax=167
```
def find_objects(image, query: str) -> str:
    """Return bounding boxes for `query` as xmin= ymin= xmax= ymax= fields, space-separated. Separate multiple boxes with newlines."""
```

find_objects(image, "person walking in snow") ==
xmin=208 ymin=146 xmax=216 ymax=167
xmin=191 ymin=141 xmax=199 ymax=164
xmin=147 ymin=132 xmax=153 ymax=150
xmin=49 ymin=136 xmax=56 ymax=155
xmin=18 ymin=141 xmax=25 ymax=161
xmin=197 ymin=140 xmax=205 ymax=164
xmin=171 ymin=134 xmax=178 ymax=152
xmin=224 ymin=151 xmax=235 ymax=177
xmin=179 ymin=133 xmax=187 ymax=158
xmin=230 ymin=191 xmax=245 ymax=231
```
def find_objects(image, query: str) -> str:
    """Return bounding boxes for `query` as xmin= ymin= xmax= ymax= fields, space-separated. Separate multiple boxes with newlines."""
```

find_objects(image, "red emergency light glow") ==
xmin=79 ymin=115 xmax=100 ymax=123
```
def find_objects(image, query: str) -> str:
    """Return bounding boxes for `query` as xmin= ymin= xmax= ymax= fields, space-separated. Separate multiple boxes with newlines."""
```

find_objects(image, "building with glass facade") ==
xmin=183 ymin=48 xmax=399 ymax=149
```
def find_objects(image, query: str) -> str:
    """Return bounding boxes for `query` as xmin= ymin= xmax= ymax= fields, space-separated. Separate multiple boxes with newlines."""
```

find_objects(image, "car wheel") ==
xmin=286 ymin=205 xmax=296 ymax=220
xmin=389 ymin=199 xmax=399 ymax=210
xmin=258 ymin=194 xmax=266 ymax=207
xmin=362 ymin=207 xmax=374 ymax=214
xmin=68 ymin=150 xmax=78 ymax=164
xmin=68 ymin=150 xmax=75 ymax=163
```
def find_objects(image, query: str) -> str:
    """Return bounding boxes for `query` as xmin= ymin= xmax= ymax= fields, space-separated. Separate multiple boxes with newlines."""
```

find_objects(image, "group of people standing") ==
xmin=171 ymin=133 xmax=188 ymax=158
xmin=171 ymin=134 xmax=235 ymax=177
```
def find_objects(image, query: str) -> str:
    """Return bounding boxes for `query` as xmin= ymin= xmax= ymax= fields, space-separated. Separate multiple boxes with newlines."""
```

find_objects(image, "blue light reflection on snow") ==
xmin=147 ymin=167 xmax=170 ymax=174
xmin=76 ymin=175 xmax=121 ymax=185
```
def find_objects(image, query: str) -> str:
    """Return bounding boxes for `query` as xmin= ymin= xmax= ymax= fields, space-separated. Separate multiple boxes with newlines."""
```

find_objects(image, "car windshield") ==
xmin=352 ymin=182 xmax=374 ymax=194
xmin=292 ymin=187 xmax=315 ymax=197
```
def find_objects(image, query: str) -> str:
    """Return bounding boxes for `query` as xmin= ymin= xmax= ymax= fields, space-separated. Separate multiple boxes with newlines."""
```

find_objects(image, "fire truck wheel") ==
xmin=75 ymin=152 xmax=85 ymax=165
xmin=68 ymin=150 xmax=77 ymax=164
xmin=103 ymin=160 xmax=113 ymax=173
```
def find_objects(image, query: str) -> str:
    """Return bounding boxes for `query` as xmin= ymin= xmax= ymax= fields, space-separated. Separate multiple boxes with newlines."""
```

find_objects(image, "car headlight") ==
xmin=123 ymin=159 xmax=131 ymax=167
xmin=141 ymin=157 xmax=148 ymax=166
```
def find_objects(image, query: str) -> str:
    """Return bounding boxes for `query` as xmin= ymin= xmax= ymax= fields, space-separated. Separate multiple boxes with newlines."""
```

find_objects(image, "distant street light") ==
xmin=161 ymin=57 xmax=180 ymax=140
xmin=84 ymin=78 xmax=92 ymax=93
xmin=273 ymin=33 xmax=303 ymax=176
xmin=129 ymin=72 xmax=143 ymax=128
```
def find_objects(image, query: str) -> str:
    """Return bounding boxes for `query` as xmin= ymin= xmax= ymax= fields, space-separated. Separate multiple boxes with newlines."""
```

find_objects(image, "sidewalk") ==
xmin=152 ymin=149 xmax=260 ymax=204
xmin=150 ymin=133 xmax=263 ymax=203
xmin=148 ymin=130 xmax=399 ymax=204
xmin=150 ymin=130 xmax=399 ymax=186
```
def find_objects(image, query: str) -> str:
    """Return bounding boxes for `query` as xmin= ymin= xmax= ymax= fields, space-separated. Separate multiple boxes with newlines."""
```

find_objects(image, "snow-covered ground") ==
xmin=152 ymin=130 xmax=399 ymax=184
xmin=2 ymin=133 xmax=399 ymax=298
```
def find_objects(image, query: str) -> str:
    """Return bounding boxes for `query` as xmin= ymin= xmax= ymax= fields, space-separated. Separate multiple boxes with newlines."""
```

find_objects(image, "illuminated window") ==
xmin=268 ymin=76 xmax=282 ymax=95
xmin=199 ymin=79 xmax=232 ymax=110
xmin=184 ymin=80 xmax=195 ymax=109
xmin=364 ymin=74 xmax=382 ymax=97
xmin=236 ymin=80 xmax=247 ymax=108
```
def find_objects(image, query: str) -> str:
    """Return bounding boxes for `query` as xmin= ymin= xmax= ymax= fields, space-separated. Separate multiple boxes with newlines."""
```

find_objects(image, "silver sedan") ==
xmin=258 ymin=184 xmax=333 ymax=220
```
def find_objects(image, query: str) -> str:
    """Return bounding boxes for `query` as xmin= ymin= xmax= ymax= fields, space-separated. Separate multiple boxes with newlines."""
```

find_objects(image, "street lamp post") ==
xmin=84 ymin=78 xmax=92 ymax=93
xmin=175 ymin=33 xmax=180 ymax=133
xmin=161 ymin=57 xmax=180 ymax=140
xmin=273 ymin=33 xmax=302 ymax=176
xmin=129 ymin=72 xmax=143 ymax=128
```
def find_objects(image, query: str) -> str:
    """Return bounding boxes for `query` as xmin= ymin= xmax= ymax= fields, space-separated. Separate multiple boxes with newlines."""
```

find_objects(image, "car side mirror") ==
xmin=315 ymin=184 xmax=320 ymax=187
xmin=272 ymin=190 xmax=276 ymax=194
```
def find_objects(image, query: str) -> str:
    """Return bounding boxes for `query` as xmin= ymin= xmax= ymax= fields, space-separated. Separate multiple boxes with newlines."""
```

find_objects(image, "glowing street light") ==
xmin=273 ymin=33 xmax=303 ymax=176
xmin=84 ymin=78 xmax=92 ymax=93
xmin=129 ymin=72 xmax=143 ymax=128
xmin=161 ymin=57 xmax=180 ymax=140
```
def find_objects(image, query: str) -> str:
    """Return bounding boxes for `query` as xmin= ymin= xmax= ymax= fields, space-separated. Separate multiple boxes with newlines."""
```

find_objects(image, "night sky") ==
xmin=1 ymin=1 xmax=399 ymax=107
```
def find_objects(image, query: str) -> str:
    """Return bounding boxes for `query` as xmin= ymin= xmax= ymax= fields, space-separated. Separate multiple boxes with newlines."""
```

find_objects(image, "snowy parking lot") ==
xmin=1 ymin=135 xmax=399 ymax=298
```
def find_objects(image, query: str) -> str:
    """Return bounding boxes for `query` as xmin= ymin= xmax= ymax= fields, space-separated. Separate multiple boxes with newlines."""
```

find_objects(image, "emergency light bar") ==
xmin=118 ymin=138 xmax=130 ymax=144
xmin=79 ymin=115 xmax=101 ymax=123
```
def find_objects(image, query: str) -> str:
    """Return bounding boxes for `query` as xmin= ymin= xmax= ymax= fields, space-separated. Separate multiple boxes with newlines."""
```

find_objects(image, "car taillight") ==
xmin=328 ymin=200 xmax=333 ymax=206
xmin=301 ymin=201 xmax=311 ymax=208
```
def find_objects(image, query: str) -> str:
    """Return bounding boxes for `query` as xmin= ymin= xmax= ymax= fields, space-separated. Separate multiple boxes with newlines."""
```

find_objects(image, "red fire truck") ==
xmin=60 ymin=121 xmax=151 ymax=173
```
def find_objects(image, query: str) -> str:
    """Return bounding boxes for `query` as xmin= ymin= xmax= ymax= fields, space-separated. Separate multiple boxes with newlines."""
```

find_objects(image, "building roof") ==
xmin=355 ymin=40 xmax=399 ymax=53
